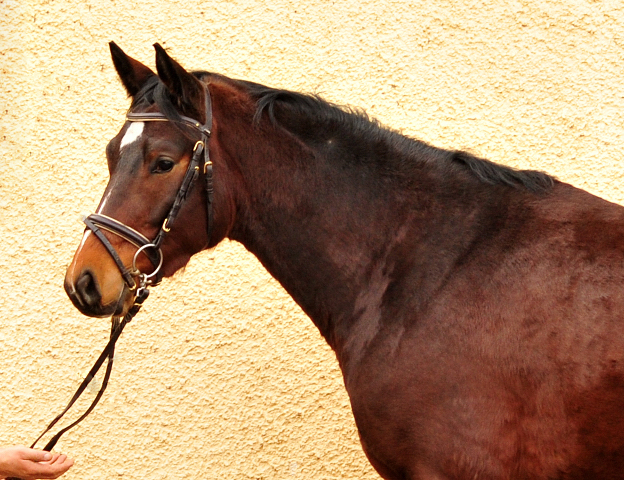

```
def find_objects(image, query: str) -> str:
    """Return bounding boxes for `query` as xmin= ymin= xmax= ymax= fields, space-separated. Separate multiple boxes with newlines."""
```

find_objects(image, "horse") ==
xmin=64 ymin=43 xmax=624 ymax=480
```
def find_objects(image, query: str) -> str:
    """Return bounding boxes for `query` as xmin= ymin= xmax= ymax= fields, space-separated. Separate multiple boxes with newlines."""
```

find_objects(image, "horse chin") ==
xmin=85 ymin=286 xmax=133 ymax=318
xmin=64 ymin=279 xmax=132 ymax=319
xmin=67 ymin=298 xmax=120 ymax=318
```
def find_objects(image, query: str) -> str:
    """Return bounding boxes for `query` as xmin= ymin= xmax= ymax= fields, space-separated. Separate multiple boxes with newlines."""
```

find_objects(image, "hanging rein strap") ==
xmin=5 ymin=292 xmax=149 ymax=480
xmin=28 ymin=291 xmax=148 ymax=452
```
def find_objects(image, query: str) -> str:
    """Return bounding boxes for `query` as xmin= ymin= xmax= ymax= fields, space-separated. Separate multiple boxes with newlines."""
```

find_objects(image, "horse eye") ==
xmin=152 ymin=158 xmax=175 ymax=174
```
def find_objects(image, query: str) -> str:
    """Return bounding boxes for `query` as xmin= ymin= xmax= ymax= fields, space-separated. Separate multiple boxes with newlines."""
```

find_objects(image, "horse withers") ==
xmin=64 ymin=43 xmax=624 ymax=479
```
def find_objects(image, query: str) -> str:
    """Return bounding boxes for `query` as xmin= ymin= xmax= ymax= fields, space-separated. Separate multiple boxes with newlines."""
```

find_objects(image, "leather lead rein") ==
xmin=5 ymin=290 xmax=148 ymax=480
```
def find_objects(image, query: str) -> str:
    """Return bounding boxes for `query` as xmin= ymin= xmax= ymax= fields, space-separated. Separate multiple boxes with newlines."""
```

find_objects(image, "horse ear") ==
xmin=153 ymin=43 xmax=204 ymax=117
xmin=109 ymin=42 xmax=156 ymax=97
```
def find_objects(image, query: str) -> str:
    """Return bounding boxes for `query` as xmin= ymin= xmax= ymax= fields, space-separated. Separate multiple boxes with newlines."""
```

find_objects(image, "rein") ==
xmin=10 ymin=84 xmax=213 ymax=472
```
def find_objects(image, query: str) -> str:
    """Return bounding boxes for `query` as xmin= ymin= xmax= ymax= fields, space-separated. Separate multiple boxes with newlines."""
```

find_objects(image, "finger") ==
xmin=45 ymin=452 xmax=61 ymax=464
xmin=49 ymin=454 xmax=73 ymax=470
xmin=19 ymin=448 xmax=53 ymax=462
xmin=49 ymin=456 xmax=74 ymax=477
xmin=49 ymin=454 xmax=66 ymax=465
xmin=38 ymin=452 xmax=60 ymax=465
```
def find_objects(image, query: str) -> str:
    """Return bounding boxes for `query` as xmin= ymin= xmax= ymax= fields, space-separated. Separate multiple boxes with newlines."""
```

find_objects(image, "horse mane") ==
xmin=243 ymin=82 xmax=555 ymax=194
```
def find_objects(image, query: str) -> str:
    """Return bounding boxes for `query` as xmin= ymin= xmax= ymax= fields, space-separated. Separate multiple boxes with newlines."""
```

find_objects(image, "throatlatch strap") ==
xmin=205 ymin=153 xmax=214 ymax=241
xmin=203 ymin=84 xmax=214 ymax=245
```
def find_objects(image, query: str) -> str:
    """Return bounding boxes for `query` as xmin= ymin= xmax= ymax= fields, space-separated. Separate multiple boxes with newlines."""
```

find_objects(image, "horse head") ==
xmin=64 ymin=43 xmax=231 ymax=318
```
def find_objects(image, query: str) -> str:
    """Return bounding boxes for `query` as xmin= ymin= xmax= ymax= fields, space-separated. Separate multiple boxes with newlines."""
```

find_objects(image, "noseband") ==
xmin=85 ymin=83 xmax=214 ymax=293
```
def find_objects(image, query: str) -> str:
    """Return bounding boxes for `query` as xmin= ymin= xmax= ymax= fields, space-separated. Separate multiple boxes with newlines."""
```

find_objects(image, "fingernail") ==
xmin=43 ymin=453 xmax=52 ymax=460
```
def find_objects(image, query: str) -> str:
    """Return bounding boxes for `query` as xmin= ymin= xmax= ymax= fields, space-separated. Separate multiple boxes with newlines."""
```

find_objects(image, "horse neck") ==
xmin=211 ymin=83 xmax=488 ymax=360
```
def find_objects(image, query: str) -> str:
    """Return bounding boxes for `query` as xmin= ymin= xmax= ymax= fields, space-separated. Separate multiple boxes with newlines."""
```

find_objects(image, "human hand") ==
xmin=0 ymin=446 xmax=74 ymax=479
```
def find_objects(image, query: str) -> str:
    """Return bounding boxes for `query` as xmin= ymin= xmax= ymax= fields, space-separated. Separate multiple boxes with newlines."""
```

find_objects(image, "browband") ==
xmin=126 ymin=112 xmax=211 ymax=137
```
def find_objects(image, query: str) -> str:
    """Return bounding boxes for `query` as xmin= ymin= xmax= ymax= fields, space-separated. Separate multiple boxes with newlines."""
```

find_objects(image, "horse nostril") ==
xmin=76 ymin=270 xmax=102 ymax=308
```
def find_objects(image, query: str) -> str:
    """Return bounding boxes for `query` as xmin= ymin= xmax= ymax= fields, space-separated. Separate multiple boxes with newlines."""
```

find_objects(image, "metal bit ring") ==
xmin=132 ymin=244 xmax=164 ymax=280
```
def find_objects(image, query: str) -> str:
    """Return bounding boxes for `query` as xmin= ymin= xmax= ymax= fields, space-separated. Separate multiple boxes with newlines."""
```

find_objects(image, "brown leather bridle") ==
xmin=10 ymin=83 xmax=214 ymax=468
xmin=85 ymin=82 xmax=214 ymax=293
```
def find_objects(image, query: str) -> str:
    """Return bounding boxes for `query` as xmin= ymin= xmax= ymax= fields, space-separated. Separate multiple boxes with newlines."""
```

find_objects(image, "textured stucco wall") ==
xmin=1 ymin=1 xmax=623 ymax=479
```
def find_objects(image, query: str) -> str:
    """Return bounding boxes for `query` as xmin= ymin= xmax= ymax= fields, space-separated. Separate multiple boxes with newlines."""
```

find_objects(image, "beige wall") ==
xmin=1 ymin=1 xmax=623 ymax=479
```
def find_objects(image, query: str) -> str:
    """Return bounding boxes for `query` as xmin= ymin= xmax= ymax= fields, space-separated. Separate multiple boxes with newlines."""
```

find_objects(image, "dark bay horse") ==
xmin=64 ymin=43 xmax=624 ymax=479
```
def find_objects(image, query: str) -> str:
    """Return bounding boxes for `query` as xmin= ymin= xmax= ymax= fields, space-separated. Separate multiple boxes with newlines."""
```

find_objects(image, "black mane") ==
xmin=244 ymin=82 xmax=555 ymax=194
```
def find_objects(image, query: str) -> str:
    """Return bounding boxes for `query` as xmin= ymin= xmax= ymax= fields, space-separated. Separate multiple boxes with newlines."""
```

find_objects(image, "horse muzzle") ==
xmin=64 ymin=268 xmax=132 ymax=318
xmin=64 ymin=215 xmax=162 ymax=318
